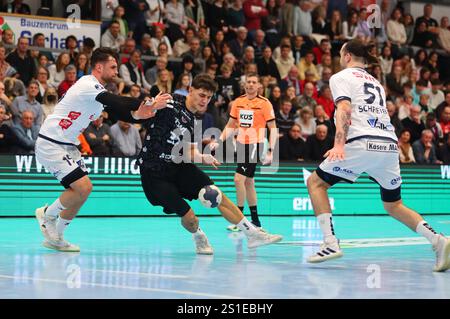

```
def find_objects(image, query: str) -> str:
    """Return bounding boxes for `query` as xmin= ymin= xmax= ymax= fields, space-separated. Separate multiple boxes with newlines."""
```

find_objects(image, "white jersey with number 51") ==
xmin=329 ymin=67 xmax=398 ymax=142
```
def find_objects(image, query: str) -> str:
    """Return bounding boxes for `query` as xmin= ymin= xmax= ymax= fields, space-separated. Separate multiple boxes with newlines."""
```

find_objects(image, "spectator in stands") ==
xmin=48 ymin=52 xmax=70 ymax=88
xmin=413 ymin=129 xmax=442 ymax=164
xmin=305 ymin=124 xmax=332 ymax=161
xmin=173 ymin=28 xmax=196 ymax=58
xmin=276 ymin=99 xmax=296 ymax=136
xmin=58 ymin=65 xmax=77 ymax=97
xmin=65 ymin=35 xmax=79 ymax=64
xmin=268 ymin=85 xmax=281 ymax=112
xmin=84 ymin=115 xmax=112 ymax=156
xmin=403 ymin=13 xmax=415 ymax=45
xmin=278 ymin=0 xmax=294 ymax=37
xmin=111 ymin=5 xmax=129 ymax=38
xmin=275 ymin=44 xmax=295 ymax=80
xmin=1 ymin=29 xmax=14 ymax=55
xmin=227 ymin=0 xmax=245 ymax=35
xmin=138 ymin=33 xmax=154 ymax=58
xmin=165 ymin=0 xmax=188 ymax=42
xmin=311 ymin=4 xmax=329 ymax=35
xmin=181 ymin=37 xmax=202 ymax=60
xmin=386 ymin=8 xmax=407 ymax=56
xmin=386 ymin=64 xmax=405 ymax=99
xmin=41 ymin=88 xmax=58 ymax=122
xmin=175 ymin=55 xmax=197 ymax=86
xmin=0 ymin=44 xmax=16 ymax=82
xmin=127 ymin=84 xmax=142 ymax=99
xmin=387 ymin=101 xmax=403 ymax=137
xmin=100 ymin=0 xmax=119 ymax=32
xmin=205 ymin=0 xmax=229 ymax=37
xmin=298 ymin=51 xmax=319 ymax=82
xmin=291 ymin=35 xmax=306 ymax=65
xmin=428 ymin=79 xmax=444 ymax=111
xmin=156 ymin=42 xmax=170 ymax=60
xmin=413 ymin=21 xmax=436 ymax=49
xmin=110 ymin=121 xmax=142 ymax=157
xmin=229 ymin=27 xmax=249 ymax=59
xmin=185 ymin=0 xmax=205 ymax=30
xmin=101 ymin=21 xmax=125 ymax=53
xmin=32 ymin=33 xmax=54 ymax=63
xmin=279 ymin=124 xmax=306 ymax=161
xmin=401 ymin=105 xmax=426 ymax=143
xmin=293 ymin=0 xmax=313 ymax=37
xmin=426 ymin=112 xmax=444 ymax=144
xmin=317 ymin=66 xmax=332 ymax=91
xmin=250 ymin=30 xmax=266 ymax=61
xmin=438 ymin=134 xmax=450 ymax=163
xmin=2 ymin=0 xmax=31 ymax=14
xmin=173 ymin=73 xmax=190 ymax=97
xmin=315 ymin=84 xmax=333 ymax=118
xmin=122 ymin=0 xmax=149 ymax=41
xmin=151 ymin=25 xmax=174 ymax=57
xmin=355 ymin=8 xmax=372 ymax=44
xmin=145 ymin=56 xmax=168 ymax=85
xmin=314 ymin=104 xmax=333 ymax=136
xmin=398 ymin=129 xmax=416 ymax=164
xmin=328 ymin=9 xmax=345 ymax=49
xmin=440 ymin=106 xmax=450 ymax=136
xmin=415 ymin=4 xmax=439 ymax=42
xmin=437 ymin=17 xmax=450 ymax=53
xmin=280 ymin=66 xmax=301 ymax=96
xmin=80 ymin=37 xmax=96 ymax=59
xmin=343 ymin=10 xmax=358 ymax=40
xmin=379 ymin=45 xmax=393 ymax=77
xmin=257 ymin=46 xmax=280 ymax=81
xmin=0 ymin=105 xmax=17 ymax=154
xmin=150 ymin=69 xmax=173 ymax=96
xmin=120 ymin=50 xmax=152 ymax=94
xmin=6 ymin=37 xmax=36 ymax=86
xmin=312 ymin=39 xmax=331 ymax=66
xmin=35 ymin=66 xmax=52 ymax=104
xmin=10 ymin=80 xmax=43 ymax=126
xmin=436 ymin=92 xmax=450 ymax=122
xmin=209 ymin=30 xmax=225 ymax=65
xmin=145 ymin=0 xmax=166 ymax=25
xmin=243 ymin=0 xmax=268 ymax=34
xmin=222 ymin=52 xmax=241 ymax=78
xmin=296 ymin=81 xmax=317 ymax=110
xmin=202 ymin=45 xmax=217 ymax=70
xmin=0 ymin=81 xmax=12 ymax=117
xmin=75 ymin=53 xmax=91 ymax=79
xmin=296 ymin=105 xmax=316 ymax=139
xmin=12 ymin=110 xmax=38 ymax=154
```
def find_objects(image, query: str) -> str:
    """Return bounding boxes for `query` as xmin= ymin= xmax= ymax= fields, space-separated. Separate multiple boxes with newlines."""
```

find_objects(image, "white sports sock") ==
xmin=236 ymin=217 xmax=258 ymax=235
xmin=416 ymin=221 xmax=439 ymax=245
xmin=45 ymin=198 xmax=66 ymax=218
xmin=317 ymin=213 xmax=338 ymax=243
xmin=193 ymin=227 xmax=205 ymax=238
xmin=56 ymin=217 xmax=71 ymax=236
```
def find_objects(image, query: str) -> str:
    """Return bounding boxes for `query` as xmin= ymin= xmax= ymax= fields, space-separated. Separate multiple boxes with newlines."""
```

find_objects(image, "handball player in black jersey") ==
xmin=136 ymin=74 xmax=282 ymax=254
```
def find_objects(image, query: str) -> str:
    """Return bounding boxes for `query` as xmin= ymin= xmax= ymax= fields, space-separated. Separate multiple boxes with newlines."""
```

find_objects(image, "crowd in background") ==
xmin=0 ymin=0 xmax=449 ymax=164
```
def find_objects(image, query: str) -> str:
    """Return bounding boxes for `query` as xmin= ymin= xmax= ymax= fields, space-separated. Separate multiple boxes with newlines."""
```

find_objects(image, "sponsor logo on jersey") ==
xmin=358 ymin=105 xmax=388 ymax=114
xmin=332 ymin=166 xmax=355 ymax=175
xmin=95 ymin=84 xmax=104 ymax=90
xmin=390 ymin=176 xmax=402 ymax=186
xmin=367 ymin=117 xmax=394 ymax=131
xmin=367 ymin=141 xmax=398 ymax=153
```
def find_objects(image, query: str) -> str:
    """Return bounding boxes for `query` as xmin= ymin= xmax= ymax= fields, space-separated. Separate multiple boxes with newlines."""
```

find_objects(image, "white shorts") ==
xmin=318 ymin=138 xmax=402 ymax=193
xmin=35 ymin=136 xmax=88 ymax=188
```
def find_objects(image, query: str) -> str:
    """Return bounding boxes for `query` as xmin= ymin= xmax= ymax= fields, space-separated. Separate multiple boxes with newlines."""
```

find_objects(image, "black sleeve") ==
xmin=95 ymin=91 xmax=147 ymax=123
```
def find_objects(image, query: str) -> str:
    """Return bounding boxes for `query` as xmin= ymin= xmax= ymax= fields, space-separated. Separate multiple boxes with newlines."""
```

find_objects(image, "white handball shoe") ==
xmin=43 ymin=237 xmax=80 ymax=252
xmin=226 ymin=224 xmax=241 ymax=232
xmin=247 ymin=229 xmax=282 ymax=249
xmin=307 ymin=239 xmax=343 ymax=263
xmin=35 ymin=205 xmax=59 ymax=242
xmin=433 ymin=234 xmax=450 ymax=272
xmin=193 ymin=233 xmax=214 ymax=255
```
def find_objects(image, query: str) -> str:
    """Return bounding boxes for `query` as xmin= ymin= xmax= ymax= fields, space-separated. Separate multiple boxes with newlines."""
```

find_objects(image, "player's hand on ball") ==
xmin=202 ymin=154 xmax=221 ymax=169
xmin=152 ymin=92 xmax=173 ymax=110
xmin=324 ymin=146 xmax=345 ymax=162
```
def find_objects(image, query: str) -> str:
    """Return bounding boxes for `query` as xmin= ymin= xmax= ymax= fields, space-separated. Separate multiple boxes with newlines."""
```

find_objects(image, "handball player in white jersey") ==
xmin=35 ymin=48 xmax=171 ymax=252
xmin=306 ymin=39 xmax=450 ymax=272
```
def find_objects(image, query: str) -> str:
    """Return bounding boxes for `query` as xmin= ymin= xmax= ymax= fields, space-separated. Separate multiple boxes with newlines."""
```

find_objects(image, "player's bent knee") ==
xmin=244 ymin=178 xmax=254 ymax=187
xmin=71 ymin=177 xmax=93 ymax=199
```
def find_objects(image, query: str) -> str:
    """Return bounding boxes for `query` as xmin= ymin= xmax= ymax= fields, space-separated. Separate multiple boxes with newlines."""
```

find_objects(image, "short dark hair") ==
xmin=416 ymin=79 xmax=428 ymax=87
xmin=281 ymin=44 xmax=291 ymax=50
xmin=245 ymin=72 xmax=260 ymax=81
xmin=32 ymin=33 xmax=45 ymax=44
xmin=83 ymin=37 xmax=96 ymax=48
xmin=65 ymin=35 xmax=77 ymax=46
xmin=343 ymin=39 xmax=378 ymax=64
xmin=431 ymin=79 xmax=442 ymax=86
xmin=91 ymin=47 xmax=117 ymax=66
xmin=191 ymin=74 xmax=218 ymax=93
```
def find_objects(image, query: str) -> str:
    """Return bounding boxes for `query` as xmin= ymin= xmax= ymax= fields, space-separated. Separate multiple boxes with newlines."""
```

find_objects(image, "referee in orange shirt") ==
xmin=213 ymin=73 xmax=278 ymax=230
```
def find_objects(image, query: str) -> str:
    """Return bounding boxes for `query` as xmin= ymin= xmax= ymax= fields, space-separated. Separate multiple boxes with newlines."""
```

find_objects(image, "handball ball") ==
xmin=198 ymin=185 xmax=222 ymax=208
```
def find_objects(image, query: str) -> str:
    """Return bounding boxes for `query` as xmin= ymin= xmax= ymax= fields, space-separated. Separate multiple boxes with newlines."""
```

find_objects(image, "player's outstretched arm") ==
xmin=95 ymin=92 xmax=171 ymax=123
xmin=324 ymin=100 xmax=352 ymax=162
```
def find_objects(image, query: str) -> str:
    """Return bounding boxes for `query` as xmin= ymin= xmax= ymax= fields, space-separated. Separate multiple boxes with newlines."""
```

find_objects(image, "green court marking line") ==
xmin=276 ymin=236 xmax=450 ymax=248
